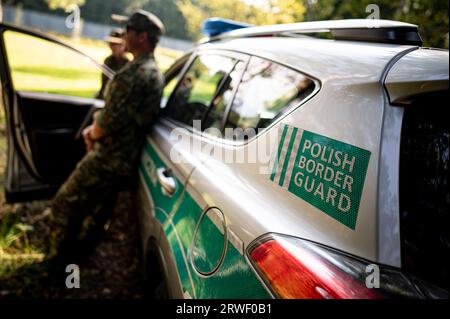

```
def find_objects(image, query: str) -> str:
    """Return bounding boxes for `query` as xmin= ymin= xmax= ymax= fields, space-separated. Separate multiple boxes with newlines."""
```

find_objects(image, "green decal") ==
xmin=167 ymin=191 xmax=271 ymax=299
xmin=271 ymin=124 xmax=371 ymax=230
xmin=270 ymin=125 xmax=289 ymax=181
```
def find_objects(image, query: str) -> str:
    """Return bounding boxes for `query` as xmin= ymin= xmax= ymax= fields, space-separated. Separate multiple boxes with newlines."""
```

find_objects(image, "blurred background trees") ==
xmin=1 ymin=0 xmax=448 ymax=48
xmin=45 ymin=0 xmax=85 ymax=10
xmin=303 ymin=0 xmax=449 ymax=50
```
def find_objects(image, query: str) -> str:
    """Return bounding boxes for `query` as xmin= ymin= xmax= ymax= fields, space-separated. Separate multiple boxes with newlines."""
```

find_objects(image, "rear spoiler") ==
xmin=385 ymin=48 xmax=449 ymax=105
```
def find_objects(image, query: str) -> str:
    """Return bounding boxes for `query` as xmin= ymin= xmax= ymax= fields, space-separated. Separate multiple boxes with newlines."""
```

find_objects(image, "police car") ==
xmin=1 ymin=19 xmax=449 ymax=299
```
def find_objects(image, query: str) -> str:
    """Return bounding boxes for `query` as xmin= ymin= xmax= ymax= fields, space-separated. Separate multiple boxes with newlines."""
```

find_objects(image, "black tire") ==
xmin=143 ymin=244 xmax=170 ymax=299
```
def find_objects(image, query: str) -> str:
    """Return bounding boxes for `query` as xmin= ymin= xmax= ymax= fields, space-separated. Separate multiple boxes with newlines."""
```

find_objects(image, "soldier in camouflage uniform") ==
xmin=50 ymin=10 xmax=165 ymax=268
xmin=96 ymin=28 xmax=130 ymax=99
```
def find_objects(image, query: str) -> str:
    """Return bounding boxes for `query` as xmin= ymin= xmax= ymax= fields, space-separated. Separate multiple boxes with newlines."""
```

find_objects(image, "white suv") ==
xmin=1 ymin=19 xmax=448 ymax=299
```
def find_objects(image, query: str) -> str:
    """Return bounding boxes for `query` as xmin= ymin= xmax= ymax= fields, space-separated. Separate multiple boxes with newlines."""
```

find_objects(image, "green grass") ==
xmin=0 ymin=212 xmax=44 ymax=279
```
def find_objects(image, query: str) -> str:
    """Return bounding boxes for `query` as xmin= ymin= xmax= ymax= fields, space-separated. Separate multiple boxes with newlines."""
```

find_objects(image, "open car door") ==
xmin=0 ymin=23 xmax=113 ymax=203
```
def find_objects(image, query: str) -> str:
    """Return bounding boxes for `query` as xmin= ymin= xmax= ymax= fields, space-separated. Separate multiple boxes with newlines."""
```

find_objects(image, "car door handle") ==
xmin=156 ymin=168 xmax=177 ymax=196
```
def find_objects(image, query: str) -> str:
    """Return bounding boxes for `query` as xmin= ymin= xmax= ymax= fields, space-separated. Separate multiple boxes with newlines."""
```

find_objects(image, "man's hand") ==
xmin=82 ymin=125 xmax=94 ymax=152
xmin=82 ymin=120 xmax=107 ymax=152
xmin=90 ymin=121 xmax=106 ymax=141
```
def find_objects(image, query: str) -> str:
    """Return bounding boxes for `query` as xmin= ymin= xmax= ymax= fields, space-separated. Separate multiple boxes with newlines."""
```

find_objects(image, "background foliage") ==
xmin=2 ymin=0 xmax=449 ymax=48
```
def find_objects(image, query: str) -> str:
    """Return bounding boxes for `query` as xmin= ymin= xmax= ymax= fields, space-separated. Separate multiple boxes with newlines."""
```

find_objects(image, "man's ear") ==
xmin=138 ymin=32 xmax=148 ymax=44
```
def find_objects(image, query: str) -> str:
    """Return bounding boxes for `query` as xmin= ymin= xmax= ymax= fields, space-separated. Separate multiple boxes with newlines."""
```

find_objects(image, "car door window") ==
xmin=161 ymin=75 xmax=181 ymax=108
xmin=160 ymin=54 xmax=192 ymax=109
xmin=202 ymin=61 xmax=245 ymax=132
xmin=163 ymin=54 xmax=237 ymax=129
xmin=225 ymin=56 xmax=316 ymax=140
xmin=3 ymin=31 xmax=103 ymax=98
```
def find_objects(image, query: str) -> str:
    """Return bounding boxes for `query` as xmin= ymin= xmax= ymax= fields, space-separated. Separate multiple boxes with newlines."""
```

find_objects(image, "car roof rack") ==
xmin=204 ymin=19 xmax=422 ymax=46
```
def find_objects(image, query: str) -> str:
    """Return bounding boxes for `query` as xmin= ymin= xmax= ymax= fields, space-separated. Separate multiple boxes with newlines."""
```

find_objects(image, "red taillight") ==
xmin=249 ymin=236 xmax=422 ymax=299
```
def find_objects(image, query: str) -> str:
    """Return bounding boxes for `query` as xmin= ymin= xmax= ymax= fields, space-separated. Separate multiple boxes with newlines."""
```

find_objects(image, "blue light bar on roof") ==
xmin=202 ymin=18 xmax=251 ymax=37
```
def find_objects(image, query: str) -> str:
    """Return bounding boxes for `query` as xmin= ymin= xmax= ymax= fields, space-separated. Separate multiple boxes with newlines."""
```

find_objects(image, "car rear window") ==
xmin=224 ymin=56 xmax=316 ymax=140
xmin=399 ymin=91 xmax=449 ymax=292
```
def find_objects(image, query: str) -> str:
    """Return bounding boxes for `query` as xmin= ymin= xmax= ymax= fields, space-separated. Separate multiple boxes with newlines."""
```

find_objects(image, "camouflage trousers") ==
xmin=50 ymin=150 xmax=134 ymax=262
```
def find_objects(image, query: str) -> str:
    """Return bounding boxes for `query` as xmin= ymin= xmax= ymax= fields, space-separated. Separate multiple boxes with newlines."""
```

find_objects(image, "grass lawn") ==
xmin=0 ymin=32 xmax=182 ymax=293
xmin=3 ymin=31 xmax=183 ymax=98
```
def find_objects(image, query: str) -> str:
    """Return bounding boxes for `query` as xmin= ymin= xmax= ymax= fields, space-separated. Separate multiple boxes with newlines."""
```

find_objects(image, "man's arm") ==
xmin=91 ymin=66 xmax=162 ymax=143
xmin=81 ymin=73 xmax=136 ymax=152
xmin=94 ymin=75 xmax=139 ymax=137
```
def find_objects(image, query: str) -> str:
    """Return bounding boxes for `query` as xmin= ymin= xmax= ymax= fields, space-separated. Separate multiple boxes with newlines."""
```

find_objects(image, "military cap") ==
xmin=112 ymin=10 xmax=165 ymax=37
xmin=104 ymin=28 xmax=125 ymax=44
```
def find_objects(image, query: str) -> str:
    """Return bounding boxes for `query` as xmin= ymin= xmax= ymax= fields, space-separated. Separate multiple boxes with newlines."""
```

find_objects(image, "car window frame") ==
xmin=161 ymin=52 xmax=194 ymax=108
xmin=162 ymin=49 xmax=249 ymax=135
xmin=221 ymin=53 xmax=321 ymax=143
xmin=201 ymin=59 xmax=248 ymax=132
xmin=163 ymin=48 xmax=321 ymax=148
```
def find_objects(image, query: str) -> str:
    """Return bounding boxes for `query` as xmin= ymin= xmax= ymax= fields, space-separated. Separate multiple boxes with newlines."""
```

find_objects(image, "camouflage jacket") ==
xmin=93 ymin=52 xmax=164 ymax=175
xmin=97 ymin=54 xmax=130 ymax=99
